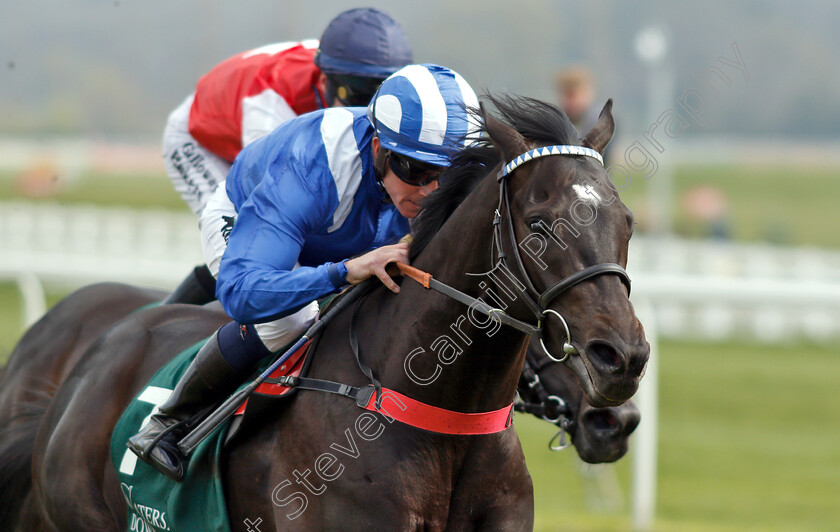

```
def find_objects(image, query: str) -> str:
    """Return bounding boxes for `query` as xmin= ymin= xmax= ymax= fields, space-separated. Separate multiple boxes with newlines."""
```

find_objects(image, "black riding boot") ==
xmin=161 ymin=265 xmax=217 ymax=305
xmin=126 ymin=332 xmax=240 ymax=481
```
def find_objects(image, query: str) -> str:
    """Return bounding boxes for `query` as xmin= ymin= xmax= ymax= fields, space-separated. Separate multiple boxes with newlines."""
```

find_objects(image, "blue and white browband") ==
xmin=500 ymin=145 xmax=604 ymax=178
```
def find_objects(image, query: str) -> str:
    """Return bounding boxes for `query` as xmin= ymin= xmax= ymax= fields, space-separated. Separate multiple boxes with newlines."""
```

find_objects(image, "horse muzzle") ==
xmin=565 ymin=336 xmax=650 ymax=407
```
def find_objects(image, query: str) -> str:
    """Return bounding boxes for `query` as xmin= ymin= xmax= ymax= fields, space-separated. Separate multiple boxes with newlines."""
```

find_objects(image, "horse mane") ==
xmin=409 ymin=94 xmax=579 ymax=260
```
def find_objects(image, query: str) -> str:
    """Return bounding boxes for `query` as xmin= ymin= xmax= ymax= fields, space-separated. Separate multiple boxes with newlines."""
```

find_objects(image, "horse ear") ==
xmin=480 ymin=101 xmax=529 ymax=162
xmin=581 ymin=99 xmax=615 ymax=156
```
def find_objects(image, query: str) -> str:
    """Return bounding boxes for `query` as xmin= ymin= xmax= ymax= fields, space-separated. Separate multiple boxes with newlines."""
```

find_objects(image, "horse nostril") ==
xmin=582 ymin=409 xmax=619 ymax=434
xmin=586 ymin=340 xmax=624 ymax=371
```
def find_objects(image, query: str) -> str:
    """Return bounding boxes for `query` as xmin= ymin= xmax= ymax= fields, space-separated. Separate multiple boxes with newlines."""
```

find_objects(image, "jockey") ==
xmin=128 ymin=64 xmax=480 ymax=481
xmin=161 ymin=7 xmax=413 ymax=305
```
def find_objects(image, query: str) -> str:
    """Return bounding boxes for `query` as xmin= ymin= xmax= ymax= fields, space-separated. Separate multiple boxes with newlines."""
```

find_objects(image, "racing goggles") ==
xmin=333 ymin=75 xmax=383 ymax=107
xmin=386 ymin=151 xmax=442 ymax=187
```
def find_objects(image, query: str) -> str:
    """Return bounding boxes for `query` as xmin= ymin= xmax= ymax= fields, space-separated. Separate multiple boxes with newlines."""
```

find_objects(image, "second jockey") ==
xmin=128 ymin=64 xmax=480 ymax=481
xmin=162 ymin=8 xmax=412 ymax=304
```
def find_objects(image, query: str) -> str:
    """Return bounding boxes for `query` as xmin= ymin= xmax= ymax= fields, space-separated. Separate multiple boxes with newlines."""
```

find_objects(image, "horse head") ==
xmin=481 ymin=97 xmax=650 ymax=407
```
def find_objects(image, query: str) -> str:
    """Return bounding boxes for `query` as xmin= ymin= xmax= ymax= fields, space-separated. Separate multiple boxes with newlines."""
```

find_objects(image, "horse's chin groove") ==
xmin=564 ymin=353 xmax=624 ymax=408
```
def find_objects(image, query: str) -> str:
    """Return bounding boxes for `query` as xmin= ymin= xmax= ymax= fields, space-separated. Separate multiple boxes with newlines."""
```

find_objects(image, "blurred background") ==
xmin=1 ymin=1 xmax=839 ymax=530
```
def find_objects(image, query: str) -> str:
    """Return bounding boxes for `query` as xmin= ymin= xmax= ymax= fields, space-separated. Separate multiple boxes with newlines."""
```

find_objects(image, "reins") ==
xmin=253 ymin=275 xmax=515 ymax=436
xmin=396 ymin=263 xmax=541 ymax=336
xmin=179 ymin=278 xmax=515 ymax=456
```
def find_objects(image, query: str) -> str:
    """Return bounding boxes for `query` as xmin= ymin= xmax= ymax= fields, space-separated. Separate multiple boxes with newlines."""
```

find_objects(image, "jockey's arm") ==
xmin=216 ymin=168 xmax=342 ymax=324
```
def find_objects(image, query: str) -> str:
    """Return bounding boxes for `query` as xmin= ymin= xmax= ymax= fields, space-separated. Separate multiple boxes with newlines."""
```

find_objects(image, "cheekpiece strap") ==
xmin=501 ymin=145 xmax=604 ymax=178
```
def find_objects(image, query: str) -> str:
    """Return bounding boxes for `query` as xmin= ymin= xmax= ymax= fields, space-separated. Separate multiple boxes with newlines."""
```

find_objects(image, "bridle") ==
xmin=483 ymin=144 xmax=631 ymax=362
xmin=397 ymin=143 xmax=632 ymax=363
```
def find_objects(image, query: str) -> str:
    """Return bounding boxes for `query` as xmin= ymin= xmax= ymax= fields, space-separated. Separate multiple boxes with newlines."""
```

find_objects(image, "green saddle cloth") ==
xmin=110 ymin=338 xmax=232 ymax=532
xmin=109 ymin=294 xmax=338 ymax=532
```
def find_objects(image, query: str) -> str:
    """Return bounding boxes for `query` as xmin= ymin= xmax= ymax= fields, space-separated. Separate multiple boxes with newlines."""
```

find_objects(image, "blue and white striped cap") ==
xmin=367 ymin=64 xmax=480 ymax=166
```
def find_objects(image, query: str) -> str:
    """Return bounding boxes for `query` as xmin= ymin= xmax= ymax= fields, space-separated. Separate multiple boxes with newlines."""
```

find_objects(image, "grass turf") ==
xmin=0 ymin=169 xmax=189 ymax=211
xmin=608 ymin=163 xmax=840 ymax=249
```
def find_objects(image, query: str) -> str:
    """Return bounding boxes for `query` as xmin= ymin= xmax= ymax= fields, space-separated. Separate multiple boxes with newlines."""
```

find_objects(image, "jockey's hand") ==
xmin=345 ymin=242 xmax=409 ymax=293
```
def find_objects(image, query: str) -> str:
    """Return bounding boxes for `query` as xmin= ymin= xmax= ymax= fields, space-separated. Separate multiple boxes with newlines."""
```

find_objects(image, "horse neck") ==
xmin=374 ymin=172 xmax=531 ymax=413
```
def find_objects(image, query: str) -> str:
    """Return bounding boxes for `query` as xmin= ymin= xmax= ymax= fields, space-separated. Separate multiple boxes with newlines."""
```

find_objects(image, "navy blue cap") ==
xmin=315 ymin=8 xmax=413 ymax=79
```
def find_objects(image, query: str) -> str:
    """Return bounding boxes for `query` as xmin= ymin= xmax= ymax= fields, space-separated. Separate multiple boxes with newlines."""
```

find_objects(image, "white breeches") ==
xmin=162 ymin=94 xmax=231 ymax=216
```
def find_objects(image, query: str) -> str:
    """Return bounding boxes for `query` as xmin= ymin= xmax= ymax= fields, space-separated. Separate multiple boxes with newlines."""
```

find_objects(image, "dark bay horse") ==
xmin=19 ymin=96 xmax=647 ymax=530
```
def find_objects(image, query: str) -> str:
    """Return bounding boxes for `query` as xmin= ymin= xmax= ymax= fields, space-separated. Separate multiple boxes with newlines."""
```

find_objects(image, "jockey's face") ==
xmin=372 ymin=137 xmax=439 ymax=219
